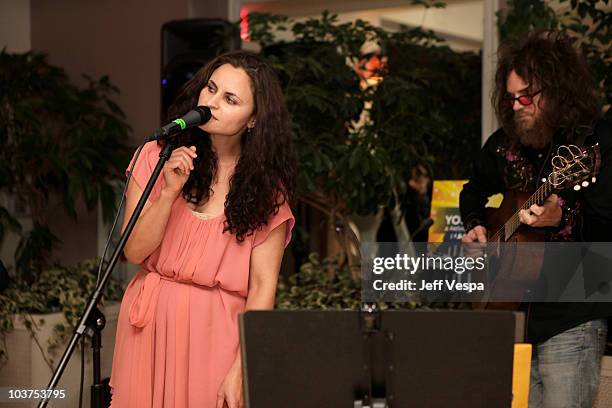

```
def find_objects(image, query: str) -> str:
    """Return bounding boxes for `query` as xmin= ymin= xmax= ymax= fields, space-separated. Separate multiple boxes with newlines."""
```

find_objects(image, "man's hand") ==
xmin=462 ymin=225 xmax=488 ymax=243
xmin=518 ymin=193 xmax=562 ymax=227
xmin=462 ymin=225 xmax=487 ymax=258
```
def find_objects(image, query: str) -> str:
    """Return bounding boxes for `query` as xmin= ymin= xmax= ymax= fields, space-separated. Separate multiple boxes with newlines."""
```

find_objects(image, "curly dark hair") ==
xmin=493 ymin=30 xmax=602 ymax=143
xmin=162 ymin=51 xmax=297 ymax=242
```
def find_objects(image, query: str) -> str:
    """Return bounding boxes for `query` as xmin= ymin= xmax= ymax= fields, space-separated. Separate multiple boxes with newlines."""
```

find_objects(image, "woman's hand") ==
xmin=162 ymin=146 xmax=197 ymax=196
xmin=216 ymin=362 xmax=244 ymax=408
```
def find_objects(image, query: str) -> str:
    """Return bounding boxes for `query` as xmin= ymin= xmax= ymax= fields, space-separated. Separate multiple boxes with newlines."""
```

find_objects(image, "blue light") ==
xmin=161 ymin=79 xmax=167 ymax=86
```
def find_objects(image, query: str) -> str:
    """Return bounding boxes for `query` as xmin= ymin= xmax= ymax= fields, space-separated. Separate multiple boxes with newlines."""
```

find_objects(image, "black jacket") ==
xmin=459 ymin=119 xmax=612 ymax=343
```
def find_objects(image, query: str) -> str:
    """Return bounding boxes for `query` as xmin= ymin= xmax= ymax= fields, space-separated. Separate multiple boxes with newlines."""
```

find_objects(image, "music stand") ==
xmin=239 ymin=310 xmax=515 ymax=408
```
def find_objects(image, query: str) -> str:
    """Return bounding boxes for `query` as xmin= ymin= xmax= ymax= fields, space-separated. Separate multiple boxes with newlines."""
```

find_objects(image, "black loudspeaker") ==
xmin=161 ymin=18 xmax=241 ymax=122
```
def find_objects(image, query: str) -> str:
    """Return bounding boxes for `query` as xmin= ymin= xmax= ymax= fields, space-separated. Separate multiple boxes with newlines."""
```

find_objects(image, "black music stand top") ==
xmin=240 ymin=310 xmax=515 ymax=408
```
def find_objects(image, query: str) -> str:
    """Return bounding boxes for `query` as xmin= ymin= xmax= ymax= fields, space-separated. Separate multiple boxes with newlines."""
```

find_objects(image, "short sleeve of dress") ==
xmin=125 ymin=141 xmax=165 ymax=202
xmin=253 ymin=201 xmax=295 ymax=248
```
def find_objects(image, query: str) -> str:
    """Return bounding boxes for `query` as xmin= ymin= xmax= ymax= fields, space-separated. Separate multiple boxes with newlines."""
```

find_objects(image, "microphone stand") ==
xmin=38 ymin=140 xmax=175 ymax=408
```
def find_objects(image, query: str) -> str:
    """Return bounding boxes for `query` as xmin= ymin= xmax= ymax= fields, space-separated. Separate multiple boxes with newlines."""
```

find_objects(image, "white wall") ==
xmin=29 ymin=0 xmax=189 ymax=267
xmin=482 ymin=0 xmax=503 ymax=144
xmin=380 ymin=1 xmax=484 ymax=52
xmin=0 ymin=0 xmax=31 ymax=271
xmin=242 ymin=0 xmax=485 ymax=52
xmin=0 ymin=0 xmax=30 ymax=52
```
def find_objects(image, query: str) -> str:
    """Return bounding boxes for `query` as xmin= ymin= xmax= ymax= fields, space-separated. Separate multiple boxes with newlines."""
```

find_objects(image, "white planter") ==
xmin=348 ymin=205 xmax=416 ymax=256
xmin=0 ymin=302 xmax=120 ymax=408
xmin=347 ymin=207 xmax=385 ymax=244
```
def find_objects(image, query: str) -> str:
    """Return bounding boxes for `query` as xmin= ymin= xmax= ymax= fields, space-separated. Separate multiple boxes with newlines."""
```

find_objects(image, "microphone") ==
xmin=145 ymin=106 xmax=212 ymax=142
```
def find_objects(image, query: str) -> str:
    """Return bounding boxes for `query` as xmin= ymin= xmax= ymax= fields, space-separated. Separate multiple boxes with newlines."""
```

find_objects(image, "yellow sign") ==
xmin=512 ymin=343 xmax=532 ymax=408
xmin=429 ymin=180 xmax=503 ymax=242
xmin=429 ymin=180 xmax=468 ymax=242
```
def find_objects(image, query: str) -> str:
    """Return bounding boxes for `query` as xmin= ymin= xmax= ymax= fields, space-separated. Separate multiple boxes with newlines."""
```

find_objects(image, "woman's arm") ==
xmin=217 ymin=222 xmax=287 ymax=408
xmin=245 ymin=222 xmax=287 ymax=309
xmin=122 ymin=145 xmax=197 ymax=264
xmin=121 ymin=179 xmax=180 ymax=264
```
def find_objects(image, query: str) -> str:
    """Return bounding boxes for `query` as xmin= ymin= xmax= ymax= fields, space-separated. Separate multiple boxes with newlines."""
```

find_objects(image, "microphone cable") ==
xmin=76 ymin=142 xmax=145 ymax=408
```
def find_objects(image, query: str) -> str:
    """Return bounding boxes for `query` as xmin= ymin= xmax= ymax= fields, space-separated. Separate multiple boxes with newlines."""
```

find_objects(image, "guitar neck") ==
xmin=485 ymin=143 xmax=599 ymax=243
xmin=490 ymin=181 xmax=553 ymax=242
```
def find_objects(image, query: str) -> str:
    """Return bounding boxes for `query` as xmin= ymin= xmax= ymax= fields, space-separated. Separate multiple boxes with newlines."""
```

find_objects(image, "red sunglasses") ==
xmin=502 ymin=89 xmax=543 ymax=108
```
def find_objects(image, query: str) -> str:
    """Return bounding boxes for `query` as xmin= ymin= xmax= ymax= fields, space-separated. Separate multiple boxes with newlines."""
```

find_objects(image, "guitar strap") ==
xmin=535 ymin=142 xmax=554 ymax=189
xmin=570 ymin=123 xmax=595 ymax=147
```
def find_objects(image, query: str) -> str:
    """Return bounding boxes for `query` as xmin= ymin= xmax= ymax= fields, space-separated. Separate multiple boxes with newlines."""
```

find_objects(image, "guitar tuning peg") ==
xmin=541 ymin=178 xmax=547 ymax=183
xmin=574 ymin=185 xmax=581 ymax=191
xmin=582 ymin=181 xmax=589 ymax=187
xmin=592 ymin=177 xmax=597 ymax=183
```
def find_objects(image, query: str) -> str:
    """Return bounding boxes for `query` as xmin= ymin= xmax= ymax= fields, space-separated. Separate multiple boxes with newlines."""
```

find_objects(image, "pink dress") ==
xmin=109 ymin=142 xmax=294 ymax=407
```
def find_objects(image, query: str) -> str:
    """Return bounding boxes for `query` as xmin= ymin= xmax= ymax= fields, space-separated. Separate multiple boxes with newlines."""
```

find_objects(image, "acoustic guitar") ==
xmin=478 ymin=144 xmax=601 ymax=308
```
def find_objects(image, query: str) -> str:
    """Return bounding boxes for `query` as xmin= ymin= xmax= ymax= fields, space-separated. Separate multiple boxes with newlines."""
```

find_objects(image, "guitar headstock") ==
xmin=548 ymin=144 xmax=601 ymax=192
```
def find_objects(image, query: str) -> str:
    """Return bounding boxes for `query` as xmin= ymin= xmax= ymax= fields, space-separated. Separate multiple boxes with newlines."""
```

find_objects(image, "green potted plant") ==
xmin=0 ymin=259 xmax=123 ymax=407
xmin=247 ymin=11 xmax=481 ymax=272
xmin=0 ymin=259 xmax=123 ymax=362
xmin=0 ymin=49 xmax=131 ymax=281
xmin=275 ymin=252 xmax=420 ymax=310
xmin=275 ymin=252 xmax=362 ymax=310
xmin=371 ymin=30 xmax=482 ymax=180
xmin=0 ymin=49 xmax=131 ymax=405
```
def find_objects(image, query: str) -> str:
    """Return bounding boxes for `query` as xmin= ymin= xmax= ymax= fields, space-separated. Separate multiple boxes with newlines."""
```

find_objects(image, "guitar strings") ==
xmin=488 ymin=144 xmax=590 ymax=243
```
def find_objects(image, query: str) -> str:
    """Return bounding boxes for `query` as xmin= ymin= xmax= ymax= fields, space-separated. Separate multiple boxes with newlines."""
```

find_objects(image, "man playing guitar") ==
xmin=460 ymin=30 xmax=612 ymax=408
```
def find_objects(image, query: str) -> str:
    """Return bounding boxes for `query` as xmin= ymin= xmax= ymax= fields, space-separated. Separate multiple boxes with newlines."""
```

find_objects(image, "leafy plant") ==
xmin=0 ymin=258 xmax=123 ymax=367
xmin=372 ymin=29 xmax=482 ymax=179
xmin=248 ymin=11 xmax=481 ymax=253
xmin=251 ymin=12 xmax=391 ymax=219
xmin=0 ymin=50 xmax=131 ymax=282
xmin=276 ymin=252 xmax=362 ymax=309
xmin=276 ymin=252 xmax=420 ymax=310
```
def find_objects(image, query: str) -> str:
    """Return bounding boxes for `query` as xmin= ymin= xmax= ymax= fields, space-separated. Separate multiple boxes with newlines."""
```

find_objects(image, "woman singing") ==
xmin=110 ymin=51 xmax=297 ymax=408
